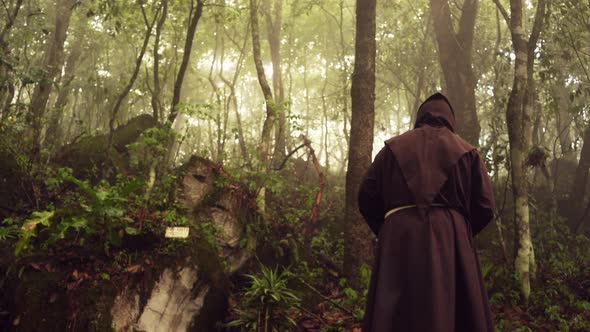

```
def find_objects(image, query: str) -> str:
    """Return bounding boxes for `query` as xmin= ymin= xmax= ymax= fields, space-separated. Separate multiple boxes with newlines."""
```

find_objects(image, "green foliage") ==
xmin=0 ymin=218 xmax=18 ymax=241
xmin=10 ymin=168 xmax=151 ymax=256
xmin=227 ymin=264 xmax=300 ymax=332
xmin=487 ymin=214 xmax=590 ymax=331
xmin=15 ymin=211 xmax=54 ymax=256
xmin=336 ymin=265 xmax=371 ymax=321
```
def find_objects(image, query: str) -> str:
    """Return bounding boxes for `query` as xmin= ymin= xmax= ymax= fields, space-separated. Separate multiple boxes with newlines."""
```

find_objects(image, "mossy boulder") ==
xmin=55 ymin=114 xmax=157 ymax=181
xmin=1 ymin=156 xmax=260 ymax=332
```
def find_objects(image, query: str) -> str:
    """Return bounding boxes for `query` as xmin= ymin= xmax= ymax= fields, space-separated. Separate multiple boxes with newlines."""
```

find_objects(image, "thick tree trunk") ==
xmin=343 ymin=0 xmax=376 ymax=283
xmin=27 ymin=0 xmax=77 ymax=160
xmin=430 ymin=0 xmax=480 ymax=145
xmin=569 ymin=127 xmax=590 ymax=231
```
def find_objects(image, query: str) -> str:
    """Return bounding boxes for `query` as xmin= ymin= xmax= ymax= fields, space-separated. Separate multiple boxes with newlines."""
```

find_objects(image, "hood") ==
xmin=386 ymin=92 xmax=474 ymax=217
xmin=414 ymin=93 xmax=456 ymax=132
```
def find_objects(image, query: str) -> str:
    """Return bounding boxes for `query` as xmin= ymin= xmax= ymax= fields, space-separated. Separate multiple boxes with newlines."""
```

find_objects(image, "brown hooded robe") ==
xmin=359 ymin=93 xmax=495 ymax=332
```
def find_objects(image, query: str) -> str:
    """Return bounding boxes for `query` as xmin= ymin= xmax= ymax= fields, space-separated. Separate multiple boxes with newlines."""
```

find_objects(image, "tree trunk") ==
xmin=569 ymin=127 xmax=590 ymax=231
xmin=263 ymin=0 xmax=286 ymax=167
xmin=553 ymin=79 xmax=576 ymax=163
xmin=44 ymin=30 xmax=84 ymax=150
xmin=0 ymin=0 xmax=24 ymax=119
xmin=430 ymin=0 xmax=480 ymax=145
xmin=151 ymin=0 xmax=168 ymax=124
xmin=107 ymin=4 xmax=158 ymax=152
xmin=495 ymin=0 xmax=547 ymax=303
xmin=343 ymin=0 xmax=376 ymax=283
xmin=250 ymin=0 xmax=275 ymax=165
xmin=27 ymin=0 xmax=77 ymax=160
xmin=167 ymin=0 xmax=205 ymax=125
xmin=221 ymin=18 xmax=251 ymax=164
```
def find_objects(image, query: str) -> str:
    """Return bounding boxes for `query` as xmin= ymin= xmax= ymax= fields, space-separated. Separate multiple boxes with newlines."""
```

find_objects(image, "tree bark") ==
xmin=221 ymin=19 xmax=250 ymax=163
xmin=44 ymin=29 xmax=84 ymax=150
xmin=495 ymin=0 xmax=547 ymax=303
xmin=151 ymin=0 xmax=168 ymax=123
xmin=107 ymin=4 xmax=158 ymax=152
xmin=27 ymin=0 xmax=77 ymax=160
xmin=430 ymin=0 xmax=480 ymax=145
xmin=569 ymin=127 xmax=590 ymax=231
xmin=263 ymin=0 xmax=287 ymax=167
xmin=250 ymin=0 xmax=275 ymax=165
xmin=167 ymin=0 xmax=205 ymax=125
xmin=343 ymin=0 xmax=376 ymax=283
xmin=0 ymin=0 xmax=24 ymax=118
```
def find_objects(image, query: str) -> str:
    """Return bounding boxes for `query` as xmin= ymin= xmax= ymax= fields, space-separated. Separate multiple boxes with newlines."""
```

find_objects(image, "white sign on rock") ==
xmin=165 ymin=227 xmax=190 ymax=238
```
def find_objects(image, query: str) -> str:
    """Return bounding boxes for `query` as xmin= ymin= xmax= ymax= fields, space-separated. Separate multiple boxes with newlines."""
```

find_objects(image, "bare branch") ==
xmin=491 ymin=0 xmax=510 ymax=26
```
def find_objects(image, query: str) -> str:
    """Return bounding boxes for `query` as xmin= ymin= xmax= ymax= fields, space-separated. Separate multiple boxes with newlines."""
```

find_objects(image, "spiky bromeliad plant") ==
xmin=228 ymin=264 xmax=300 ymax=332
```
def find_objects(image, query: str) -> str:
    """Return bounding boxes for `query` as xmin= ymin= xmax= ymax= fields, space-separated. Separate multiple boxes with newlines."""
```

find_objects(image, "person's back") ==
xmin=359 ymin=93 xmax=495 ymax=332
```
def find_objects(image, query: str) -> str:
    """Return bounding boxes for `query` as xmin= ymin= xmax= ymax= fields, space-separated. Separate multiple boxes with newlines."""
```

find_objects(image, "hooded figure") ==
xmin=359 ymin=93 xmax=495 ymax=332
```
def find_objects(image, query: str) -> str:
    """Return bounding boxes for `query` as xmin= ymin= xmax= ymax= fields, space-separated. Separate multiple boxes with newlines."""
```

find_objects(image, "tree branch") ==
xmin=491 ymin=0 xmax=510 ymax=26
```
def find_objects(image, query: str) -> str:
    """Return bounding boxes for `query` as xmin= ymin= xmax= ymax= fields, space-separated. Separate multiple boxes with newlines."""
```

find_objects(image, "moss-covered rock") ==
xmin=55 ymin=114 xmax=157 ymax=181
xmin=1 ymin=155 xmax=259 ymax=332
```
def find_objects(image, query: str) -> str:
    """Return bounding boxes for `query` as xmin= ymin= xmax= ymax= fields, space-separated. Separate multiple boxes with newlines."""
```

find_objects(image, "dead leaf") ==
xmin=49 ymin=293 xmax=57 ymax=303
xmin=12 ymin=316 xmax=19 ymax=326
xmin=30 ymin=262 xmax=41 ymax=270
xmin=126 ymin=265 xmax=141 ymax=273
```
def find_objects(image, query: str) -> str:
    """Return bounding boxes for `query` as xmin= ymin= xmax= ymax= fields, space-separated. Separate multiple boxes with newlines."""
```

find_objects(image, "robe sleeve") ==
xmin=469 ymin=151 xmax=495 ymax=236
xmin=358 ymin=147 xmax=386 ymax=236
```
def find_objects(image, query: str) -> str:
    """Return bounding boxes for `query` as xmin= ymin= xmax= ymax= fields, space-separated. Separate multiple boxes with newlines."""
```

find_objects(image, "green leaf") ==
xmin=16 ymin=211 xmax=55 ymax=256
xmin=125 ymin=226 xmax=139 ymax=235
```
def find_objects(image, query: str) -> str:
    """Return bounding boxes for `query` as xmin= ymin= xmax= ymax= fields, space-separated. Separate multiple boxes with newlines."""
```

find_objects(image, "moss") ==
xmin=55 ymin=115 xmax=156 ymax=181
xmin=75 ymin=282 xmax=117 ymax=332
xmin=12 ymin=268 xmax=69 ymax=332
xmin=190 ymin=286 xmax=229 ymax=331
xmin=6 ymin=263 xmax=120 ymax=332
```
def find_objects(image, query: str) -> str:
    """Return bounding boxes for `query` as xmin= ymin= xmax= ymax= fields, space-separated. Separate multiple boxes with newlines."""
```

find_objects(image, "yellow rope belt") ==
xmin=384 ymin=203 xmax=447 ymax=220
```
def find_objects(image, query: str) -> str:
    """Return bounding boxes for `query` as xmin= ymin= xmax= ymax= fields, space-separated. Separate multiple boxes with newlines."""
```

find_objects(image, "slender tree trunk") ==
xmin=27 ymin=0 xmax=77 ymax=160
xmin=552 ymin=78 xmax=576 ymax=163
xmin=167 ymin=0 xmax=205 ymax=125
xmin=343 ymin=0 xmax=377 ymax=283
xmin=164 ymin=0 xmax=205 ymax=166
xmin=495 ymin=0 xmax=547 ymax=303
xmin=0 ymin=0 xmax=24 ymax=119
xmin=263 ymin=0 xmax=286 ymax=167
xmin=222 ymin=19 xmax=251 ymax=164
xmin=44 ymin=31 xmax=84 ymax=149
xmin=250 ymin=0 xmax=275 ymax=165
xmin=430 ymin=0 xmax=480 ymax=145
xmin=151 ymin=0 xmax=168 ymax=123
xmin=107 ymin=5 xmax=158 ymax=152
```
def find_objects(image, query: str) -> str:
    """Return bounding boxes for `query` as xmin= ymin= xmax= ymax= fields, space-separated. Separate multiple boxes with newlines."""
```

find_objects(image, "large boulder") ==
xmin=55 ymin=114 xmax=157 ymax=180
xmin=1 ymin=157 xmax=259 ymax=332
